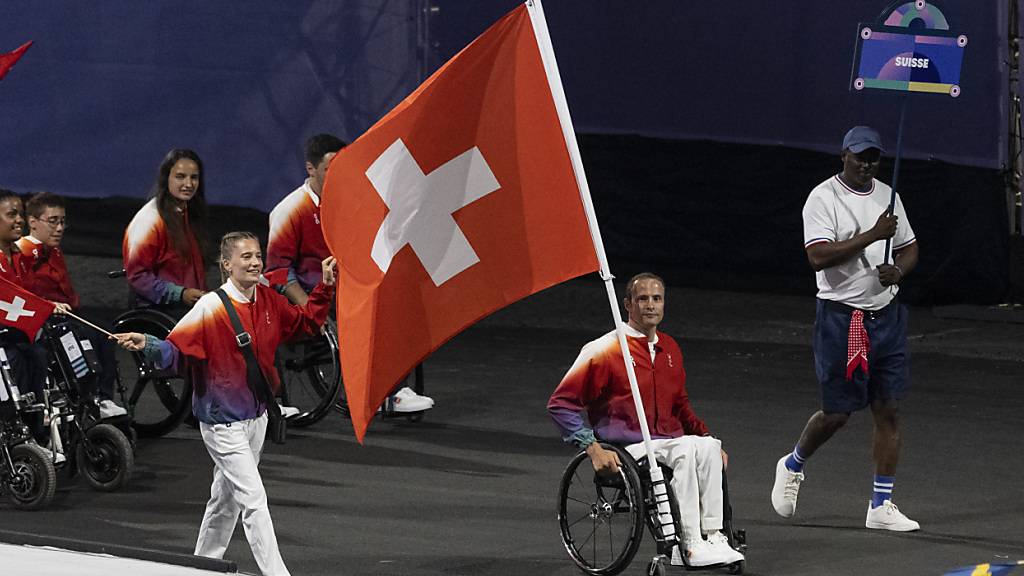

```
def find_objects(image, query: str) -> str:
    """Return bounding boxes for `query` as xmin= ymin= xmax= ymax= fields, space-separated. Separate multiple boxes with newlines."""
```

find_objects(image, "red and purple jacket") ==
xmin=145 ymin=278 xmax=332 ymax=424
xmin=122 ymin=199 xmax=206 ymax=307
xmin=266 ymin=181 xmax=329 ymax=293
xmin=548 ymin=326 xmax=709 ymax=446
xmin=16 ymin=236 xmax=80 ymax=309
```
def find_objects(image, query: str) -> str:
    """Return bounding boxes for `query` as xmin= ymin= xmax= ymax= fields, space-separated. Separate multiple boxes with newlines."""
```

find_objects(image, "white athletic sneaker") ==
xmin=771 ymin=455 xmax=804 ymax=518
xmin=865 ymin=500 xmax=920 ymax=531
xmin=684 ymin=536 xmax=736 ymax=568
xmin=279 ymin=405 xmax=301 ymax=419
xmin=390 ymin=387 xmax=433 ymax=413
xmin=97 ymin=399 xmax=127 ymax=419
xmin=705 ymin=531 xmax=745 ymax=564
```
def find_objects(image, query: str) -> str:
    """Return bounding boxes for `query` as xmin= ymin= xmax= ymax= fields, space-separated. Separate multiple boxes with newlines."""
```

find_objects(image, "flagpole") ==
xmin=526 ymin=0 xmax=678 ymax=552
xmin=61 ymin=310 xmax=114 ymax=337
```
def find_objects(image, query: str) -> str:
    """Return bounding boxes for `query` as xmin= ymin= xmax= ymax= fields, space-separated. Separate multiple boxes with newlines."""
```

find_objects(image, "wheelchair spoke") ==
xmin=565 ymin=510 xmax=592 ymax=529
xmin=565 ymin=495 xmax=592 ymax=506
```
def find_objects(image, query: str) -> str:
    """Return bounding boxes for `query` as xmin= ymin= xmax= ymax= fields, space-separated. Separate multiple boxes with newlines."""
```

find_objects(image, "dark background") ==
xmin=1 ymin=1 xmax=1017 ymax=304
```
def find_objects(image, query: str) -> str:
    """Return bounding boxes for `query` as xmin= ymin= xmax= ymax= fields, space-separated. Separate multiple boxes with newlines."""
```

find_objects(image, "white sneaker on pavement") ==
xmin=97 ymin=399 xmax=127 ymax=419
xmin=771 ymin=454 xmax=804 ymax=518
xmin=390 ymin=387 xmax=433 ymax=413
xmin=279 ymin=405 xmax=301 ymax=419
xmin=705 ymin=530 xmax=744 ymax=565
xmin=865 ymin=500 xmax=920 ymax=531
xmin=684 ymin=536 xmax=736 ymax=568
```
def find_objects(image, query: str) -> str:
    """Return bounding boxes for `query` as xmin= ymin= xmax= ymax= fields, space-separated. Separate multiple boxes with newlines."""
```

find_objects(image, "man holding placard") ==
xmin=771 ymin=126 xmax=921 ymax=532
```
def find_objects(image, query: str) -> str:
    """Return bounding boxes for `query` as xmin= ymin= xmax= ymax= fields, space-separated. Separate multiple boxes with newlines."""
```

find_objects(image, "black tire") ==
xmin=4 ymin=443 xmax=57 ymax=510
xmin=558 ymin=443 xmax=645 ymax=576
xmin=76 ymin=423 xmax=133 ymax=491
xmin=275 ymin=321 xmax=341 ymax=428
xmin=646 ymin=556 xmax=668 ymax=576
xmin=113 ymin=310 xmax=193 ymax=438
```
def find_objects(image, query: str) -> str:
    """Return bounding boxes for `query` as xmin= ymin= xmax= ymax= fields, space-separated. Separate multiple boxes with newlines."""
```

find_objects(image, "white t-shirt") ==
xmin=802 ymin=175 xmax=916 ymax=311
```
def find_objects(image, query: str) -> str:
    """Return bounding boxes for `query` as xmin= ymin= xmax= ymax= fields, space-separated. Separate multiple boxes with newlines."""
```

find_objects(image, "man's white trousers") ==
xmin=195 ymin=414 xmax=289 ymax=576
xmin=626 ymin=435 xmax=724 ymax=541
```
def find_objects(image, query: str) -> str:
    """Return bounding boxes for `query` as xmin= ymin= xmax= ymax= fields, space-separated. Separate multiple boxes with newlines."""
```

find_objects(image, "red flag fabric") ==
xmin=0 ymin=276 xmax=55 ymax=342
xmin=0 ymin=41 xmax=33 ymax=81
xmin=321 ymin=3 xmax=599 ymax=441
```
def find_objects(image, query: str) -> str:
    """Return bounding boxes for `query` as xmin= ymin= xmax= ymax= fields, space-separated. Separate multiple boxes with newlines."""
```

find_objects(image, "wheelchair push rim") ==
xmin=557 ymin=444 xmax=645 ymax=576
xmin=275 ymin=321 xmax=341 ymax=428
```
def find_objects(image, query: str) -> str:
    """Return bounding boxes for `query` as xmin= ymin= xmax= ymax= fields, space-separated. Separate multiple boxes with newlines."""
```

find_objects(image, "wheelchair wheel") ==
xmin=275 ymin=321 xmax=341 ymax=428
xmin=112 ymin=309 xmax=193 ymax=438
xmin=558 ymin=443 xmax=645 ymax=576
xmin=76 ymin=423 xmax=134 ymax=492
xmin=4 ymin=443 xmax=56 ymax=510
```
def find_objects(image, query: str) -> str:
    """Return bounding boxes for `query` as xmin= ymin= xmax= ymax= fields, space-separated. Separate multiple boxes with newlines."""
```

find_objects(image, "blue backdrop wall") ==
xmin=0 ymin=1 xmax=1007 ymax=212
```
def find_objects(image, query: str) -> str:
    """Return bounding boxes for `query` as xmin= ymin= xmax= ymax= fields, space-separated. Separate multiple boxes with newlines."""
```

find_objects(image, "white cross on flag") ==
xmin=0 ymin=276 xmax=55 ymax=342
xmin=322 ymin=1 xmax=600 ymax=441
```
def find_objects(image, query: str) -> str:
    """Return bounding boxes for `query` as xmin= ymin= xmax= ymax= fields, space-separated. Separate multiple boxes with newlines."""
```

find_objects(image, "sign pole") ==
xmin=884 ymin=93 xmax=909 ymax=264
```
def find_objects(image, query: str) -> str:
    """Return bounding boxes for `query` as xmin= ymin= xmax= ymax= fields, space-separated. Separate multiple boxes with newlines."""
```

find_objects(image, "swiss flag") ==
xmin=0 ymin=276 xmax=55 ymax=342
xmin=0 ymin=41 xmax=32 ymax=82
xmin=322 ymin=3 xmax=600 ymax=441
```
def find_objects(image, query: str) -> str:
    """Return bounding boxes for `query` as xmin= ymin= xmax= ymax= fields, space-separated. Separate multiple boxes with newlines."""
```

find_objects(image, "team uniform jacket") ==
xmin=266 ymin=181 xmax=328 ymax=292
xmin=16 ymin=236 xmax=80 ymax=309
xmin=123 ymin=198 xmax=206 ymax=307
xmin=0 ymin=245 xmax=32 ymax=287
xmin=146 ymin=279 xmax=332 ymax=425
xmin=548 ymin=325 xmax=709 ymax=446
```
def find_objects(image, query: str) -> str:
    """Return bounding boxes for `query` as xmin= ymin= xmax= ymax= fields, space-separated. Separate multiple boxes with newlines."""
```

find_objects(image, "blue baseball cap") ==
xmin=842 ymin=126 xmax=884 ymax=153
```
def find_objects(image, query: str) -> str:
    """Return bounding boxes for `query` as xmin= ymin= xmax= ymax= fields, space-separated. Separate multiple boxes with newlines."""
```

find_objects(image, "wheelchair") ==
xmin=41 ymin=317 xmax=134 ymax=492
xmin=0 ymin=348 xmax=56 ymax=510
xmin=274 ymin=318 xmax=342 ymax=428
xmin=111 ymin=305 xmax=193 ymax=438
xmin=557 ymin=442 xmax=746 ymax=576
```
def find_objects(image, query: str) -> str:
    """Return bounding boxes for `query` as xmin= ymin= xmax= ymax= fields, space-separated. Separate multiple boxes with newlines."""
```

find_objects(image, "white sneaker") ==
xmin=97 ymin=399 xmax=127 ymax=419
xmin=685 ymin=537 xmax=728 ymax=568
xmin=279 ymin=405 xmax=301 ymax=419
xmin=705 ymin=531 xmax=745 ymax=564
xmin=865 ymin=500 xmax=920 ymax=531
xmin=390 ymin=387 xmax=433 ymax=413
xmin=771 ymin=455 xmax=804 ymax=518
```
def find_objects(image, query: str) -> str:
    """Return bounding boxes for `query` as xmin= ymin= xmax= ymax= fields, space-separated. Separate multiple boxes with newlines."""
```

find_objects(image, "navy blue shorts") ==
xmin=813 ymin=298 xmax=910 ymax=414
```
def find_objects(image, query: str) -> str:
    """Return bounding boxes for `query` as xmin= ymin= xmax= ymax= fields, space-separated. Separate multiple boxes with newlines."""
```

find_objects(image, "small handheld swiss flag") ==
xmin=0 ymin=276 xmax=55 ymax=342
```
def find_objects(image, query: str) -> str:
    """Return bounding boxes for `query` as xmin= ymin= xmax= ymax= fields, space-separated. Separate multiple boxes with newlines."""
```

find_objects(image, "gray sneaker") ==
xmin=771 ymin=455 xmax=804 ymax=518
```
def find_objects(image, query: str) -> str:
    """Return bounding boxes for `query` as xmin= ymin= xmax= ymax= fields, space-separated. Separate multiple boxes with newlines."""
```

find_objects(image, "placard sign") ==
xmin=851 ymin=0 xmax=966 ymax=97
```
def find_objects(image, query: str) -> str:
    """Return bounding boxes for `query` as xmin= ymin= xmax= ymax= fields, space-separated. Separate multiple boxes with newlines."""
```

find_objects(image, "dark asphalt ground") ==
xmin=4 ymin=259 xmax=1024 ymax=576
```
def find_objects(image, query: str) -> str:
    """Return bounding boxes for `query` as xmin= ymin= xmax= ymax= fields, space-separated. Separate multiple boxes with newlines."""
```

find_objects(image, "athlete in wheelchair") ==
xmin=548 ymin=273 xmax=745 ymax=574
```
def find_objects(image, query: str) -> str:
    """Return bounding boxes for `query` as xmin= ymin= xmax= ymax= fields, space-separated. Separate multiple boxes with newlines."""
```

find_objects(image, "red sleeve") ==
xmin=275 ymin=282 xmax=333 ymax=343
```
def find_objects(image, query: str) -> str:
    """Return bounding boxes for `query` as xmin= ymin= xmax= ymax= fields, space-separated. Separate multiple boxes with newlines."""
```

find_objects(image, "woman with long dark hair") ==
xmin=122 ymin=149 xmax=209 ymax=308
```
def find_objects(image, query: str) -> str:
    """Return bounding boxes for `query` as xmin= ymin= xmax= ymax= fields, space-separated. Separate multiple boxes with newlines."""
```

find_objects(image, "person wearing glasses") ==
xmin=17 ymin=192 xmax=126 ymax=419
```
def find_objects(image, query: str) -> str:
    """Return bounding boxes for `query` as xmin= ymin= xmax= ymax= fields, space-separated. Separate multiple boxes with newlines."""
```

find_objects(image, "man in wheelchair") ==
xmin=548 ymin=272 xmax=744 ymax=568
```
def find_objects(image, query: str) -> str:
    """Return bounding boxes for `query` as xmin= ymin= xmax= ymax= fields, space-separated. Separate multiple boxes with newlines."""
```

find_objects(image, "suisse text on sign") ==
xmin=852 ymin=27 xmax=965 ymax=96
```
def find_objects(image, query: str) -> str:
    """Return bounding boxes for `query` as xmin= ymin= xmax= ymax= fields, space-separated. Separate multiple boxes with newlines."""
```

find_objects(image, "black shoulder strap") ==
xmin=214 ymin=288 xmax=281 ymax=418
